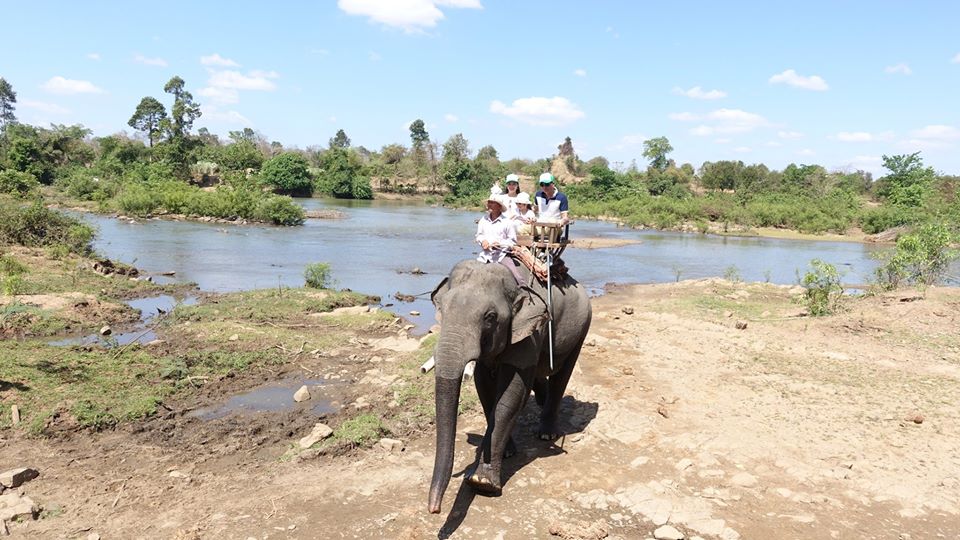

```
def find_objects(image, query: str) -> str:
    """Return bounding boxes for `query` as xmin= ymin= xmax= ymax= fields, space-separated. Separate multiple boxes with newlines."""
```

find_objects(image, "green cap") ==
xmin=538 ymin=172 xmax=555 ymax=185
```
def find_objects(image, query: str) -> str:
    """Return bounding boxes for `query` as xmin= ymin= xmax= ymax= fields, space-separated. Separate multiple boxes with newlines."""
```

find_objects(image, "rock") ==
xmin=99 ymin=325 xmax=112 ymax=336
xmin=299 ymin=422 xmax=334 ymax=449
xmin=906 ymin=412 xmax=924 ymax=424
xmin=145 ymin=339 xmax=165 ymax=347
xmin=723 ymin=310 xmax=733 ymax=318
xmin=730 ymin=472 xmax=758 ymax=487
xmin=653 ymin=525 xmax=684 ymax=540
xmin=379 ymin=438 xmax=403 ymax=453
xmin=160 ymin=271 xmax=176 ymax=276
xmin=409 ymin=310 xmax=420 ymax=316
xmin=168 ymin=470 xmax=189 ymax=479
xmin=228 ymin=334 xmax=239 ymax=341
xmin=675 ymin=458 xmax=694 ymax=471
xmin=87 ymin=534 xmax=101 ymax=540
xmin=0 ymin=468 xmax=39 ymax=489
xmin=9 ymin=405 xmax=19 ymax=426
xmin=622 ymin=306 xmax=635 ymax=315
xmin=293 ymin=385 xmax=311 ymax=402
xmin=630 ymin=456 xmax=650 ymax=468
xmin=734 ymin=320 xmax=748 ymax=330
xmin=0 ymin=492 xmax=38 ymax=522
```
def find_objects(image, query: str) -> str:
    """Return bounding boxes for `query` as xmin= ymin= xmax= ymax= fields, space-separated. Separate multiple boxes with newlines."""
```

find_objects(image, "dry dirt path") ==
xmin=5 ymin=280 xmax=960 ymax=539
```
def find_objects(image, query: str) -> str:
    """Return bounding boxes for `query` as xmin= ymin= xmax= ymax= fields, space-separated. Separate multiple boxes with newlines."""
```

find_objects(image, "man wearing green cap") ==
xmin=534 ymin=172 xmax=569 ymax=224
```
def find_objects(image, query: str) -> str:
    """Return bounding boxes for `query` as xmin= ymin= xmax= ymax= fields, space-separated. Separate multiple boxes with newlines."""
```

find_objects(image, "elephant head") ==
xmin=427 ymin=260 xmax=548 ymax=514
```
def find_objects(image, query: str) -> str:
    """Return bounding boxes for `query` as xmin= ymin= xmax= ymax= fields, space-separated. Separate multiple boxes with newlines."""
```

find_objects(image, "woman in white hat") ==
xmin=503 ymin=173 xmax=521 ymax=218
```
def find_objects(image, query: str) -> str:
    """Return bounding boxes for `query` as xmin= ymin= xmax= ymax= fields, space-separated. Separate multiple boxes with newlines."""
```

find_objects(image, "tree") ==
xmin=316 ymin=148 xmax=372 ymax=199
xmin=127 ymin=97 xmax=167 ymax=147
xmin=409 ymin=119 xmax=429 ymax=150
xmin=329 ymin=129 xmax=351 ymax=149
xmin=476 ymin=145 xmax=499 ymax=163
xmin=642 ymin=137 xmax=673 ymax=172
xmin=163 ymin=76 xmax=201 ymax=139
xmin=0 ymin=77 xmax=16 ymax=128
xmin=876 ymin=152 xmax=935 ymax=207
xmin=259 ymin=152 xmax=312 ymax=195
xmin=699 ymin=160 xmax=744 ymax=191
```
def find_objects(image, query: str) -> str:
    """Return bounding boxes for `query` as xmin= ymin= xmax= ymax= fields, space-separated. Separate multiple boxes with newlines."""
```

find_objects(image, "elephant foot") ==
xmin=503 ymin=437 xmax=517 ymax=459
xmin=536 ymin=419 xmax=562 ymax=441
xmin=466 ymin=463 xmax=502 ymax=496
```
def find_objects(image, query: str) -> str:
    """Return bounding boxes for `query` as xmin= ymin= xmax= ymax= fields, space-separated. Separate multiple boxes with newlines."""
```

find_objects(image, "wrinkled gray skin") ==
xmin=427 ymin=259 xmax=592 ymax=514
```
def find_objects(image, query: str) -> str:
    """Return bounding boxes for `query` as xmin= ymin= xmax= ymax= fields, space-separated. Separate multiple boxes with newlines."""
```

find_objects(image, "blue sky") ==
xmin=3 ymin=1 xmax=960 ymax=176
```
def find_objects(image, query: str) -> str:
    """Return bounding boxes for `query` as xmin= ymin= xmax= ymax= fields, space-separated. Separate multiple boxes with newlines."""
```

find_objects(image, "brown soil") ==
xmin=4 ymin=281 xmax=960 ymax=539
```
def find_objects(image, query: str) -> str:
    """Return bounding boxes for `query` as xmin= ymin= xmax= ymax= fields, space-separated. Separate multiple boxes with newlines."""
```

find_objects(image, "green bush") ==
xmin=0 ymin=170 xmax=40 ymax=197
xmin=304 ymin=262 xmax=333 ymax=289
xmin=860 ymin=206 xmax=917 ymax=234
xmin=800 ymin=259 xmax=844 ymax=316
xmin=254 ymin=196 xmax=306 ymax=226
xmin=0 ymin=201 xmax=95 ymax=254
xmin=873 ymin=222 xmax=958 ymax=291
xmin=260 ymin=153 xmax=312 ymax=195
xmin=1 ymin=275 xmax=25 ymax=295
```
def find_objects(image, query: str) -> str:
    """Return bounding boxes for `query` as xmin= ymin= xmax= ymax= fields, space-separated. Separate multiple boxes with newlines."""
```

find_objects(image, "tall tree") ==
xmin=163 ymin=76 xmax=201 ymax=139
xmin=127 ymin=96 xmax=167 ymax=147
xmin=409 ymin=119 xmax=429 ymax=177
xmin=0 ymin=77 xmax=17 ymax=128
xmin=329 ymin=129 xmax=351 ymax=149
xmin=642 ymin=137 xmax=673 ymax=172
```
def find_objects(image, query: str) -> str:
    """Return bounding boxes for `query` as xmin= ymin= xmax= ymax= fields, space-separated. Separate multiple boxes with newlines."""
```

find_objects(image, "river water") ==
xmin=80 ymin=198 xmax=889 ymax=331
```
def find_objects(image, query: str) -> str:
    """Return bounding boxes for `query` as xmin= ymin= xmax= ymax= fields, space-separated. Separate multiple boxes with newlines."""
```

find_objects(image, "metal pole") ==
xmin=546 ymin=229 xmax=554 ymax=371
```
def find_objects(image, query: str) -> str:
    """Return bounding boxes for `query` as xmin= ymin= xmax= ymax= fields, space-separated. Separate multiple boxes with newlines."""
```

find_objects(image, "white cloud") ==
xmin=134 ymin=54 xmax=168 ymax=67
xmin=41 ymin=76 xmax=104 ymax=95
xmin=489 ymin=96 xmax=585 ymax=126
xmin=668 ymin=112 xmax=699 ymax=122
xmin=768 ymin=69 xmax=829 ymax=91
xmin=86 ymin=53 xmax=100 ymax=61
xmin=951 ymin=52 xmax=960 ymax=63
xmin=608 ymin=133 xmax=647 ymax=151
xmin=201 ymin=53 xmax=240 ymax=67
xmin=329 ymin=116 xmax=337 ymax=123
xmin=444 ymin=113 xmax=458 ymax=122
xmin=573 ymin=68 xmax=587 ymax=77
xmin=884 ymin=63 xmax=911 ymax=75
xmin=338 ymin=0 xmax=482 ymax=33
xmin=835 ymin=131 xmax=873 ymax=142
xmin=797 ymin=148 xmax=816 ymax=156
xmin=909 ymin=124 xmax=960 ymax=140
xmin=197 ymin=86 xmax=240 ymax=105
xmin=689 ymin=108 xmax=769 ymax=136
xmin=733 ymin=146 xmax=751 ymax=153
xmin=842 ymin=155 xmax=882 ymax=174
xmin=605 ymin=26 xmax=619 ymax=39
xmin=207 ymin=70 xmax=278 ymax=91
xmin=672 ymin=86 xmax=727 ymax=100
xmin=203 ymin=108 xmax=252 ymax=126
xmin=778 ymin=130 xmax=803 ymax=139
xmin=714 ymin=138 xmax=731 ymax=144
xmin=764 ymin=141 xmax=782 ymax=147
xmin=20 ymin=100 xmax=70 ymax=114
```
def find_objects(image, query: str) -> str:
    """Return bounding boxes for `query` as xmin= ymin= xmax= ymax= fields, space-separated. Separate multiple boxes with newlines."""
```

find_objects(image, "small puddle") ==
xmin=48 ymin=295 xmax=197 ymax=347
xmin=187 ymin=378 xmax=338 ymax=420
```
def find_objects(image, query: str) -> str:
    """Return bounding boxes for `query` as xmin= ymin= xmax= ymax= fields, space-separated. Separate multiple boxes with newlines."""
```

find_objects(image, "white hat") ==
xmin=515 ymin=192 xmax=532 ymax=205
xmin=485 ymin=194 xmax=507 ymax=211
xmin=505 ymin=173 xmax=520 ymax=184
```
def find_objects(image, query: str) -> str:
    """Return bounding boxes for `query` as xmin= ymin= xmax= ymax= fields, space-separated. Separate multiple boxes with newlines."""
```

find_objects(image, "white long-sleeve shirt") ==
xmin=475 ymin=212 xmax=516 ymax=263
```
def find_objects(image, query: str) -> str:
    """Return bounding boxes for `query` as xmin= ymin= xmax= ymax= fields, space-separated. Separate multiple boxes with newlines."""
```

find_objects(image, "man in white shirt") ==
xmin=534 ymin=173 xmax=569 ymax=224
xmin=476 ymin=194 xmax=524 ymax=284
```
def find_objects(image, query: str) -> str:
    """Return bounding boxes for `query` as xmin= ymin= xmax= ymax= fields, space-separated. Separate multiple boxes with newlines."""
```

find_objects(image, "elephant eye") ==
xmin=483 ymin=311 xmax=497 ymax=325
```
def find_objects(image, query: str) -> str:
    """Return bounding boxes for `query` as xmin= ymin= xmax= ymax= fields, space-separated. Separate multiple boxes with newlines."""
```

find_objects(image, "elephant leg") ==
xmin=538 ymin=338 xmax=585 ymax=440
xmin=474 ymin=364 xmax=517 ymax=461
xmin=533 ymin=376 xmax=548 ymax=408
xmin=468 ymin=366 xmax=530 ymax=495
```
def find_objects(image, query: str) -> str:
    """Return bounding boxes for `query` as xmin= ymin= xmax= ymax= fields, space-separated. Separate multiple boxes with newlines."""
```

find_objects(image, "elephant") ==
xmin=427 ymin=258 xmax=592 ymax=514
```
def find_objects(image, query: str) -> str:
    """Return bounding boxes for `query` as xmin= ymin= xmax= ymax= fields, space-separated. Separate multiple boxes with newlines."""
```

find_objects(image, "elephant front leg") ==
xmin=538 ymin=340 xmax=584 ymax=440
xmin=467 ymin=367 xmax=529 ymax=496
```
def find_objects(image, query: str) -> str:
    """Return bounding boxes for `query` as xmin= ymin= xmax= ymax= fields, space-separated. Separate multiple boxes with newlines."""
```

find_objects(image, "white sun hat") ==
xmin=515 ymin=192 xmax=532 ymax=205
xmin=505 ymin=173 xmax=520 ymax=184
xmin=485 ymin=193 xmax=507 ymax=211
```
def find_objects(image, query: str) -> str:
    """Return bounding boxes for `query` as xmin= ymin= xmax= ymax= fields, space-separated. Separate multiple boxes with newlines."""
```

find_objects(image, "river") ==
xmin=80 ymin=198 xmax=889 ymax=332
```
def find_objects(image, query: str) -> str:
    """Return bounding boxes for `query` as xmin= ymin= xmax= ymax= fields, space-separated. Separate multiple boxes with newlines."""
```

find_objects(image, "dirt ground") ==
xmin=3 ymin=279 xmax=960 ymax=539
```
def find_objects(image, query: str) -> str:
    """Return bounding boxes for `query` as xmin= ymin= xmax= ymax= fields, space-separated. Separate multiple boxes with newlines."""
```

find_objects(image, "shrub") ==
xmin=253 ymin=196 xmax=306 ymax=226
xmin=0 ymin=201 xmax=95 ymax=254
xmin=800 ymin=259 xmax=844 ymax=316
xmin=860 ymin=206 xmax=917 ymax=234
xmin=260 ymin=153 xmax=312 ymax=195
xmin=873 ymin=222 xmax=958 ymax=291
xmin=0 ymin=170 xmax=40 ymax=197
xmin=304 ymin=262 xmax=333 ymax=289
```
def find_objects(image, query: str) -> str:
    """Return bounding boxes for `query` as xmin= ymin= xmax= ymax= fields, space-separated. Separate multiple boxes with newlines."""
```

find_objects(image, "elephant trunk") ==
xmin=428 ymin=373 xmax=463 ymax=513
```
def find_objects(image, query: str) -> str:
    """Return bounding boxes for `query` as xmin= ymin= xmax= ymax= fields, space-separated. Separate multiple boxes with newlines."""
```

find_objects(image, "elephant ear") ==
xmin=511 ymin=286 xmax=550 ymax=344
xmin=431 ymin=276 xmax=449 ymax=322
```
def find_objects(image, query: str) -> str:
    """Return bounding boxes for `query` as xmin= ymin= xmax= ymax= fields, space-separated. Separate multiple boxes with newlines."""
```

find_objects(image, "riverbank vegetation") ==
xmin=1 ymin=74 xmax=957 ymax=238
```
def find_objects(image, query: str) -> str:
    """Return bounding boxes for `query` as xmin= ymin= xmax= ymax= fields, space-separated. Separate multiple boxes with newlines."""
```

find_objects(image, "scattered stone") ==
xmin=160 ymin=271 xmax=176 ymax=276
xmin=656 ymin=405 xmax=669 ymax=419
xmin=622 ymin=306 xmax=635 ymax=315
xmin=168 ymin=470 xmax=189 ymax=479
xmin=411 ymin=267 xmax=425 ymax=275
xmin=548 ymin=518 xmax=609 ymax=539
xmin=730 ymin=472 xmax=758 ymax=488
xmin=293 ymin=385 xmax=311 ymax=402
xmin=723 ymin=311 xmax=733 ymax=318
xmin=906 ymin=412 xmax=924 ymax=424
xmin=9 ymin=406 xmax=19 ymax=426
xmin=228 ymin=333 xmax=239 ymax=341
xmin=653 ymin=525 xmax=684 ymax=540
xmin=0 ymin=492 xmax=38 ymax=522
xmin=379 ymin=438 xmax=404 ymax=453
xmin=99 ymin=325 xmax=112 ymax=336
xmin=630 ymin=456 xmax=650 ymax=468
xmin=88 ymin=533 xmax=102 ymax=540
xmin=299 ymin=422 xmax=334 ymax=449
xmin=0 ymin=468 xmax=39 ymax=489
xmin=409 ymin=310 xmax=421 ymax=316
xmin=734 ymin=320 xmax=748 ymax=330
xmin=145 ymin=339 xmax=165 ymax=347
xmin=675 ymin=459 xmax=694 ymax=471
